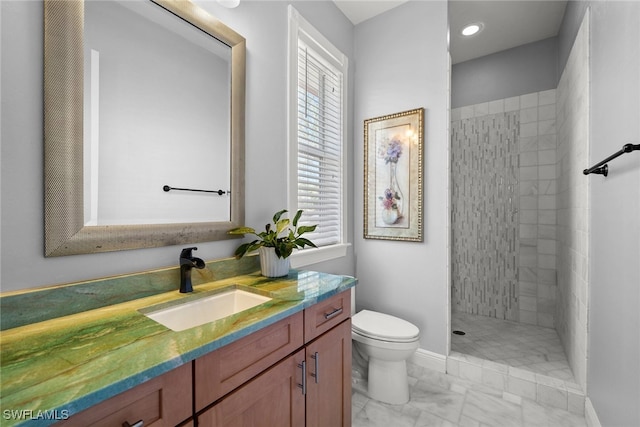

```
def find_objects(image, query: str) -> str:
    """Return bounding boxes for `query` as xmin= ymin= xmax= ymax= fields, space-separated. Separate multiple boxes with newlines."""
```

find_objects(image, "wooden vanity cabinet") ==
xmin=57 ymin=289 xmax=352 ymax=427
xmin=196 ymin=290 xmax=352 ymax=427
xmin=57 ymin=363 xmax=192 ymax=427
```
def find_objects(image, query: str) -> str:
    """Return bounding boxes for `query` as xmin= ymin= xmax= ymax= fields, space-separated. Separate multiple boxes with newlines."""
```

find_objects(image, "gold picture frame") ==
xmin=364 ymin=108 xmax=424 ymax=241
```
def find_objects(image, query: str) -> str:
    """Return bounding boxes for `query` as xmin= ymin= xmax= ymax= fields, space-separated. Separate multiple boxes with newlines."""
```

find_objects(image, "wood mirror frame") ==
xmin=44 ymin=0 xmax=245 ymax=257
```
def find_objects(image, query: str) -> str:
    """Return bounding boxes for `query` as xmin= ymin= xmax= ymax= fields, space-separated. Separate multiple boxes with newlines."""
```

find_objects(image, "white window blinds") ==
xmin=295 ymin=39 xmax=343 ymax=248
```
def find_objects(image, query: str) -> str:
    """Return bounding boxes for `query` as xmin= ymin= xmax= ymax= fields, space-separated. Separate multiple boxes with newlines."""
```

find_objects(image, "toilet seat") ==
xmin=352 ymin=310 xmax=419 ymax=343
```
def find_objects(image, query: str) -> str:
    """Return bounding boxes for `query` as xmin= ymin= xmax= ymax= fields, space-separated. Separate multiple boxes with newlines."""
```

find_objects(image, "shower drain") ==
xmin=452 ymin=330 xmax=466 ymax=335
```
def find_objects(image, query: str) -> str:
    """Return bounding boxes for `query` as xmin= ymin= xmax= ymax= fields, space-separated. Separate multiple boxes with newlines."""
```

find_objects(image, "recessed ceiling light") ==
xmin=461 ymin=23 xmax=483 ymax=37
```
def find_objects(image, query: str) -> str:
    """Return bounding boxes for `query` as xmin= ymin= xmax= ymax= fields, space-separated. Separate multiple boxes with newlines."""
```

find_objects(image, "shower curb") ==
xmin=447 ymin=351 xmax=585 ymax=415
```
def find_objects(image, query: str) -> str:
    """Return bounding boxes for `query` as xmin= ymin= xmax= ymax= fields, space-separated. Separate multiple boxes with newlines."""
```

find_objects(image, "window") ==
xmin=288 ymin=6 xmax=349 ymax=265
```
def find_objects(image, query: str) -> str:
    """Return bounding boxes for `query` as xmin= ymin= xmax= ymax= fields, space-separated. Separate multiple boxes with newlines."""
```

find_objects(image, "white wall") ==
xmin=587 ymin=2 xmax=640 ymax=425
xmin=0 ymin=0 xmax=355 ymax=292
xmin=353 ymin=1 xmax=449 ymax=354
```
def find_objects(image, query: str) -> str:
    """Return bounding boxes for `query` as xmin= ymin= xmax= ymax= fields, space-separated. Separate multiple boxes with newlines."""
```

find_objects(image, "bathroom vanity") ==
xmin=0 ymin=266 xmax=355 ymax=427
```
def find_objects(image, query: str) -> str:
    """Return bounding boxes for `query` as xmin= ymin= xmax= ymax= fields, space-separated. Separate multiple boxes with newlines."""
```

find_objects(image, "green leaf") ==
xmin=278 ymin=244 xmax=293 ymax=258
xmin=234 ymin=240 xmax=263 ymax=258
xmin=273 ymin=209 xmax=288 ymax=224
xmin=295 ymin=237 xmax=317 ymax=248
xmin=233 ymin=242 xmax=252 ymax=258
xmin=276 ymin=218 xmax=290 ymax=234
xmin=228 ymin=227 xmax=256 ymax=235
xmin=296 ymin=225 xmax=317 ymax=235
xmin=292 ymin=210 xmax=303 ymax=227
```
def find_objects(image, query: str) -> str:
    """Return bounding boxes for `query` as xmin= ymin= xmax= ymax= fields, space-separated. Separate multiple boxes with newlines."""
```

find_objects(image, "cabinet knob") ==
xmin=122 ymin=420 xmax=143 ymax=427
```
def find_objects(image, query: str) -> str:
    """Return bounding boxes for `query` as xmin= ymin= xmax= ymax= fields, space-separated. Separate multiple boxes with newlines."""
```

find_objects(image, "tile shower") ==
xmin=449 ymin=11 xmax=590 ymax=396
xmin=451 ymin=89 xmax=558 ymax=327
xmin=448 ymin=90 xmax=583 ymax=413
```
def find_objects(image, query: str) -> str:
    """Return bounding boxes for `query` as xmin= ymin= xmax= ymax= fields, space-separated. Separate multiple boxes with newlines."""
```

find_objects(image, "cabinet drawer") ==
xmin=58 ymin=363 xmax=192 ymax=427
xmin=304 ymin=290 xmax=351 ymax=343
xmin=195 ymin=311 xmax=304 ymax=411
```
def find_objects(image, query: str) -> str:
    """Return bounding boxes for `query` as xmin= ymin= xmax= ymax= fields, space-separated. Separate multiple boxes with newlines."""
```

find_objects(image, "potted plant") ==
xmin=228 ymin=209 xmax=317 ymax=277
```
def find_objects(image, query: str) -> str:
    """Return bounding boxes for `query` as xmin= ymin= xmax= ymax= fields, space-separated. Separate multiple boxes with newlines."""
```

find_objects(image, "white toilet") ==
xmin=351 ymin=309 xmax=420 ymax=405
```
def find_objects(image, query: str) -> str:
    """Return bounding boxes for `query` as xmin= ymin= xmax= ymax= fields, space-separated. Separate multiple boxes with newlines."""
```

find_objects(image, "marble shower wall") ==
xmin=556 ymin=12 xmax=589 ymax=390
xmin=451 ymin=90 xmax=558 ymax=327
xmin=451 ymin=108 xmax=519 ymax=320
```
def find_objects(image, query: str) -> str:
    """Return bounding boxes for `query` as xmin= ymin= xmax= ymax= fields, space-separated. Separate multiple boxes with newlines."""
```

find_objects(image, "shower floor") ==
xmin=451 ymin=312 xmax=575 ymax=382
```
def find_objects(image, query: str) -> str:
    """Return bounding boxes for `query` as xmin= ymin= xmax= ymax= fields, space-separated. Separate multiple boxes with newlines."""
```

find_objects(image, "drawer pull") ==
xmin=323 ymin=307 xmax=343 ymax=320
xmin=122 ymin=421 xmax=143 ymax=427
xmin=297 ymin=361 xmax=306 ymax=395
xmin=311 ymin=352 xmax=319 ymax=383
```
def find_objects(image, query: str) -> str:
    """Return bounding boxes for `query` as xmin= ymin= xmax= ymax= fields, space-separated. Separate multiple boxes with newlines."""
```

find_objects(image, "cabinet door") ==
xmin=305 ymin=319 xmax=352 ymax=427
xmin=58 ymin=363 xmax=192 ymax=427
xmin=195 ymin=311 xmax=303 ymax=411
xmin=198 ymin=350 xmax=305 ymax=426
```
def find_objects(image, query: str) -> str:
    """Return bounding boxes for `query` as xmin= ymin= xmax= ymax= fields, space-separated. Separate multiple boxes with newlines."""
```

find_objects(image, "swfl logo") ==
xmin=2 ymin=409 xmax=70 ymax=421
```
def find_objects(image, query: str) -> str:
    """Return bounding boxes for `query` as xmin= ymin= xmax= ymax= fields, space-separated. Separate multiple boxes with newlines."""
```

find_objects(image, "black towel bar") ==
xmin=583 ymin=143 xmax=640 ymax=177
xmin=163 ymin=185 xmax=228 ymax=195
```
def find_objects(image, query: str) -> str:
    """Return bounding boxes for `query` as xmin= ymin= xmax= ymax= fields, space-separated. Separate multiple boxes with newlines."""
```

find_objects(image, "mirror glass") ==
xmin=44 ymin=0 xmax=246 ymax=256
xmin=83 ymin=0 xmax=231 ymax=225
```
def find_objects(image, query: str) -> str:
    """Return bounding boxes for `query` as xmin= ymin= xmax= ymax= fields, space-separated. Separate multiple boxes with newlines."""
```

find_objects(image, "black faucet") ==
xmin=179 ymin=247 xmax=206 ymax=293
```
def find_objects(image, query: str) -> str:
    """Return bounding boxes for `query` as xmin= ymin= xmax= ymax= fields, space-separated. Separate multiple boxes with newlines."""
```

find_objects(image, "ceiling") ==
xmin=333 ymin=0 xmax=568 ymax=64
xmin=333 ymin=1 xmax=409 ymax=25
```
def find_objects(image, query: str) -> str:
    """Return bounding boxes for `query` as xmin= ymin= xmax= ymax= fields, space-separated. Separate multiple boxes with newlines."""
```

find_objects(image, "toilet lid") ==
xmin=352 ymin=310 xmax=420 ymax=342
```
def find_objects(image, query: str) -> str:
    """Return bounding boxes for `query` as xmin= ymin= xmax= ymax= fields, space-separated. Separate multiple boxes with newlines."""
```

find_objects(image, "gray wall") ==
xmin=354 ymin=1 xmax=449 ymax=354
xmin=557 ymin=1 xmax=590 ymax=74
xmin=0 ymin=0 xmax=355 ymax=291
xmin=558 ymin=1 xmax=640 ymax=424
xmin=451 ymin=37 xmax=558 ymax=108
xmin=584 ymin=2 xmax=640 ymax=426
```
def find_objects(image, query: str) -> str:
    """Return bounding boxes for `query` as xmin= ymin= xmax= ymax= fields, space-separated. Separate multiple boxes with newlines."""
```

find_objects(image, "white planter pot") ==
xmin=259 ymin=247 xmax=290 ymax=278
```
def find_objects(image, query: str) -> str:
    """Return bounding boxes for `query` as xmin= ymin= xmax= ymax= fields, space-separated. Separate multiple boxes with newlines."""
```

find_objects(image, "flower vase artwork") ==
xmin=364 ymin=108 xmax=423 ymax=241
xmin=378 ymin=136 xmax=405 ymax=225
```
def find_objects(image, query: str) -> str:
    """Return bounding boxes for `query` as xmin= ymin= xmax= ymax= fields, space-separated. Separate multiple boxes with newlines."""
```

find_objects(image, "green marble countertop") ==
xmin=0 ymin=269 xmax=356 ymax=426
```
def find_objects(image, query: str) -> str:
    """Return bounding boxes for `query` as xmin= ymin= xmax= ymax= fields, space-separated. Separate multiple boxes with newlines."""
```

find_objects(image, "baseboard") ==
xmin=410 ymin=348 xmax=446 ymax=373
xmin=585 ymin=398 xmax=602 ymax=427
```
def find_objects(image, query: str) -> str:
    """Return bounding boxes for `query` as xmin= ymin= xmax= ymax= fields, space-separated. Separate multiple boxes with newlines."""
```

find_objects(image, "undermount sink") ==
xmin=142 ymin=287 xmax=272 ymax=332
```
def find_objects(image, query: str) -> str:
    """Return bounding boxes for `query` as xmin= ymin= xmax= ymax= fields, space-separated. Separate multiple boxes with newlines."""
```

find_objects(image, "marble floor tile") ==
xmin=451 ymin=312 xmax=575 ymax=383
xmin=461 ymin=390 xmax=523 ymax=427
xmin=352 ymin=362 xmax=587 ymax=426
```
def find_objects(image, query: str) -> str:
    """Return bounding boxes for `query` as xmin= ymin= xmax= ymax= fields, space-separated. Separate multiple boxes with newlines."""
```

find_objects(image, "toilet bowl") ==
xmin=351 ymin=309 xmax=420 ymax=405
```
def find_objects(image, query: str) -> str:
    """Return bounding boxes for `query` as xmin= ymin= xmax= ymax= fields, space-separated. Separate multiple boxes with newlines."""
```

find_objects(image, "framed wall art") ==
xmin=364 ymin=108 xmax=424 ymax=241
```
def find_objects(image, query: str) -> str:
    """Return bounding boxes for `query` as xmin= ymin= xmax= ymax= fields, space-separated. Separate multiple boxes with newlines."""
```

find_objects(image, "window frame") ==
xmin=287 ymin=5 xmax=349 ymax=267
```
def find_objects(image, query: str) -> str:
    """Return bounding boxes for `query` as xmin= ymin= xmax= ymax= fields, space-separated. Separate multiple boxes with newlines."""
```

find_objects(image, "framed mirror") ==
xmin=44 ymin=0 xmax=246 ymax=257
